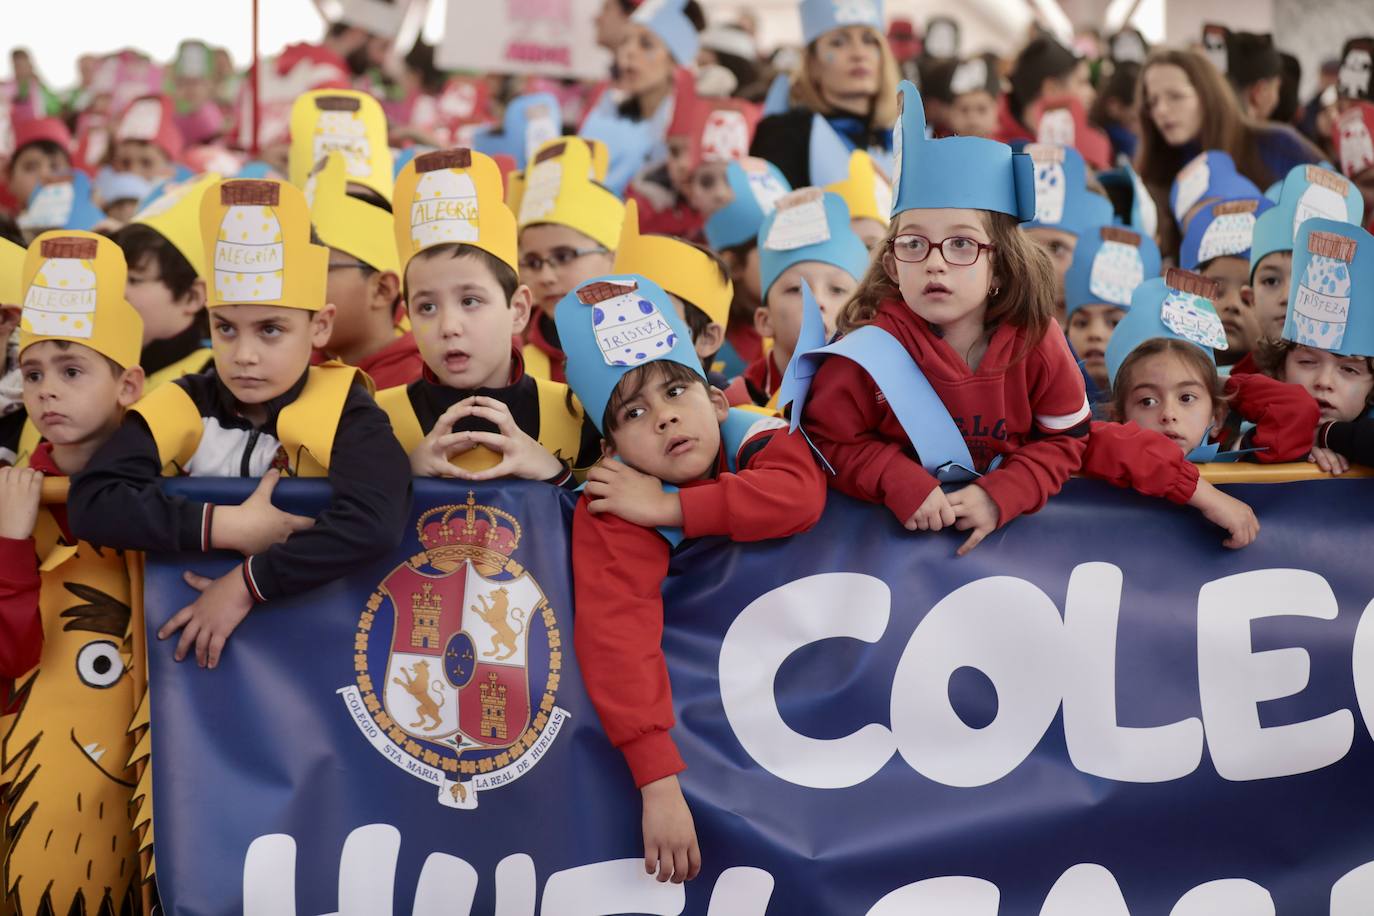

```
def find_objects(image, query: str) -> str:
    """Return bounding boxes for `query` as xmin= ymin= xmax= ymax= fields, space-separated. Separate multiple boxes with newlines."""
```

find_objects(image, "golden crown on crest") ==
xmin=417 ymin=492 xmax=523 ymax=568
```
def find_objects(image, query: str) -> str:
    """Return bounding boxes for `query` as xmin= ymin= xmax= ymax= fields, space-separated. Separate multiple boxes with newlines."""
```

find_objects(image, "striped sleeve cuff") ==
xmin=1035 ymin=397 xmax=1093 ymax=433
xmin=242 ymin=557 xmax=267 ymax=604
xmin=201 ymin=504 xmax=215 ymax=552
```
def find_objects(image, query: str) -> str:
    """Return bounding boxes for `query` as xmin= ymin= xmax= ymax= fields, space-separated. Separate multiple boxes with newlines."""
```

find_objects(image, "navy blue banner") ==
xmin=144 ymin=478 xmax=1374 ymax=915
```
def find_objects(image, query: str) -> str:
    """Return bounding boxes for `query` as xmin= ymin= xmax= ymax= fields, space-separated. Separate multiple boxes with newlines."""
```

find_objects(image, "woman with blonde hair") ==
xmin=749 ymin=0 xmax=902 ymax=189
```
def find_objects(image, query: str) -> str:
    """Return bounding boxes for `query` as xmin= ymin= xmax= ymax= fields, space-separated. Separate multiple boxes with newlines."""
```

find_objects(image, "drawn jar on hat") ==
xmin=22 ymin=237 xmax=99 ymax=338
xmin=581 ymin=278 xmax=678 ymax=368
xmin=214 ymin=182 xmax=285 ymax=303
xmin=1292 ymin=231 xmax=1356 ymax=350
xmin=411 ymin=151 xmax=481 ymax=249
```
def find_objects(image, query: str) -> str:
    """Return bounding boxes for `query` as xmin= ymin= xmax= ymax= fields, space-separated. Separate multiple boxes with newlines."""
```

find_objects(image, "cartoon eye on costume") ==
xmin=76 ymin=639 xmax=125 ymax=688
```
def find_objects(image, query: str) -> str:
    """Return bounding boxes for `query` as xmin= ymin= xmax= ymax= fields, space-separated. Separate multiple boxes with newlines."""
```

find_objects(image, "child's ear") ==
xmin=694 ymin=322 xmax=725 ymax=361
xmin=117 ymin=365 xmax=146 ymax=408
xmin=599 ymin=436 xmax=617 ymax=460
xmin=753 ymin=302 xmax=773 ymax=339
xmin=178 ymin=277 xmax=208 ymax=315
xmin=1240 ymin=285 xmax=1255 ymax=308
xmin=371 ymin=271 xmax=401 ymax=315
xmin=310 ymin=303 xmax=338 ymax=348
xmin=880 ymin=248 xmax=900 ymax=285
xmin=509 ymin=284 xmax=534 ymax=336
xmin=708 ymin=384 xmax=730 ymax=423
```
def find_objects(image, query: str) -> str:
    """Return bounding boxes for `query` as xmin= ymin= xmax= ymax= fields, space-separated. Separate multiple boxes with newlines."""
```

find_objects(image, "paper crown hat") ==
xmin=18 ymin=230 xmax=144 ymax=369
xmin=95 ymin=168 xmax=153 ymax=204
xmin=0 ymin=238 xmax=25 ymax=308
xmin=129 ymin=171 xmax=221 ymax=278
xmin=924 ymin=15 xmax=960 ymax=58
xmin=1283 ymin=218 xmax=1374 ymax=358
xmin=758 ymin=189 xmax=869 ymax=300
xmin=555 ymin=274 xmax=703 ymax=432
xmin=1250 ymin=164 xmax=1364 ymax=279
xmin=114 ymin=94 xmax=183 ymax=161
xmin=288 ymin=89 xmax=393 ymax=202
xmin=1337 ymin=37 xmax=1374 ymax=102
xmin=680 ymin=97 xmax=760 ymax=170
xmin=825 ymin=150 xmax=894 ymax=225
xmin=1333 ymin=102 xmax=1374 ymax=179
xmin=808 ymin=113 xmax=853 ymax=187
xmin=1179 ymin=197 xmax=1273 ymax=271
xmin=515 ymin=138 xmax=625 ymax=252
xmin=1169 ymin=151 xmax=1262 ymax=228
xmin=631 ymin=0 xmax=699 ymax=65
xmin=13 ymin=117 xmax=73 ymax=156
xmin=1064 ymin=225 xmax=1162 ymax=319
xmin=704 ymin=157 xmax=792 ymax=251
xmin=1097 ymin=162 xmax=1159 ymax=240
xmin=613 ymin=199 xmax=733 ymax=328
xmin=1105 ymin=269 xmax=1225 ymax=386
xmin=19 ymin=171 xmax=105 ymax=233
xmin=948 ymin=54 xmax=1002 ymax=99
xmin=471 ymin=93 xmax=562 ymax=172
xmin=801 ymin=0 xmax=884 ymax=45
xmin=1023 ymin=143 xmax=1115 ymax=235
xmin=200 ymin=178 xmax=329 ymax=311
xmin=306 ymin=152 xmax=400 ymax=275
xmin=762 ymin=72 xmax=792 ymax=118
xmin=891 ymin=81 xmax=1036 ymax=221
xmin=393 ymin=148 xmax=518 ymax=273
xmin=1031 ymin=96 xmax=1111 ymax=170
xmin=505 ymin=137 xmax=609 ymax=215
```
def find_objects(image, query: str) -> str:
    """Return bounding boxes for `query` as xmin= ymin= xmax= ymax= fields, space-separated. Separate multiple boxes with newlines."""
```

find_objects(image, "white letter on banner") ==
xmin=1197 ymin=570 xmax=1353 ymax=780
xmin=1062 ymin=563 xmax=1203 ymax=782
xmin=706 ymin=867 xmax=775 ymax=916
xmin=497 ymin=853 xmax=537 ymax=916
xmin=339 ymin=824 xmax=402 ymax=916
xmin=1331 ymin=860 xmax=1374 ymax=914
xmin=865 ymin=877 xmax=1000 ymax=915
xmin=1349 ymin=598 xmax=1374 ymax=743
xmin=413 ymin=853 xmax=478 ymax=915
xmin=890 ymin=576 xmax=1064 ymax=787
xmin=719 ymin=573 xmax=896 ymax=789
xmin=1169 ymin=879 xmax=1274 ymax=915
xmin=1039 ymin=864 xmax=1131 ymax=916
xmin=243 ymin=834 xmax=297 ymax=916
xmin=540 ymin=859 xmax=684 ymax=915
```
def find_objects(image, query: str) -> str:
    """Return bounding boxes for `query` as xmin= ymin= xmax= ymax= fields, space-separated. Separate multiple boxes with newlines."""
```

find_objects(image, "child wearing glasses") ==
xmin=800 ymin=82 xmax=1090 ymax=555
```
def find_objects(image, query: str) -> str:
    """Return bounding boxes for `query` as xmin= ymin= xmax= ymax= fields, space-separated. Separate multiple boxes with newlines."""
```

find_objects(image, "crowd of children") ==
xmin=2 ymin=0 xmax=1374 ymax=909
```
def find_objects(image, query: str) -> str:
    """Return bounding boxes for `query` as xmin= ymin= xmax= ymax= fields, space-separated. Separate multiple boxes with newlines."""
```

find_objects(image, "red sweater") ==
xmin=356 ymin=330 xmax=424 ymax=390
xmin=572 ymin=422 xmax=825 ymax=788
xmin=724 ymin=349 xmax=783 ymax=408
xmin=802 ymin=298 xmax=1090 ymax=526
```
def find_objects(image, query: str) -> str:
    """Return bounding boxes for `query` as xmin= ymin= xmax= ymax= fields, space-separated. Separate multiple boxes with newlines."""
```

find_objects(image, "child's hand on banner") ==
xmin=904 ymin=486 xmax=956 ymax=533
xmin=212 ymin=470 xmax=315 ymax=555
xmin=0 ymin=466 xmax=43 ymax=540
xmin=584 ymin=461 xmax=682 ymax=528
xmin=1187 ymin=477 xmax=1260 ymax=549
xmin=158 ymin=566 xmax=255 ymax=669
xmin=948 ymin=483 xmax=1000 ymax=556
xmin=640 ymin=775 xmax=701 ymax=885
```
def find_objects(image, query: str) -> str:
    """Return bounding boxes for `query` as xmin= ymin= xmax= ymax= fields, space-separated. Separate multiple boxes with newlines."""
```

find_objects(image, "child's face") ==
xmin=685 ymin=162 xmax=733 ymax=218
xmin=604 ymin=374 xmax=729 ymax=484
xmin=1121 ymin=351 xmax=1220 ymax=453
xmin=20 ymin=341 xmax=141 ymax=448
xmin=1282 ymin=345 xmax=1374 ymax=422
xmin=209 ymin=304 xmax=335 ymax=406
xmin=1250 ymin=251 xmax=1291 ymax=344
xmin=518 ymin=223 xmax=616 ymax=319
xmin=851 ymin=217 xmax=887 ymax=250
xmin=407 ymin=254 xmax=529 ymax=390
xmin=666 ymin=136 xmax=693 ymax=196
xmin=949 ymin=91 xmax=1000 ymax=139
xmin=760 ymin=261 xmax=855 ymax=360
xmin=1023 ymin=225 xmax=1074 ymax=322
xmin=325 ymin=249 xmax=399 ymax=356
xmin=890 ymin=208 xmax=996 ymax=334
xmin=9 ymin=145 xmax=69 ymax=206
xmin=1201 ymin=256 xmax=1258 ymax=355
xmin=1067 ymin=303 xmax=1124 ymax=391
xmin=112 ymin=139 xmax=173 ymax=183
xmin=126 ymin=256 xmax=205 ymax=345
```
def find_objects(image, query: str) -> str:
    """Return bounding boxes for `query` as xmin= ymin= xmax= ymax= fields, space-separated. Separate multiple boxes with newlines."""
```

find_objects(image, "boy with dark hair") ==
xmin=6 ymin=118 xmax=73 ymax=213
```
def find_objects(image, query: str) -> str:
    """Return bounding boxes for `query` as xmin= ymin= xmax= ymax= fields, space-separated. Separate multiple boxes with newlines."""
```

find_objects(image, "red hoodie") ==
xmin=802 ymin=297 xmax=1090 ymax=526
xmin=355 ymin=331 xmax=424 ymax=390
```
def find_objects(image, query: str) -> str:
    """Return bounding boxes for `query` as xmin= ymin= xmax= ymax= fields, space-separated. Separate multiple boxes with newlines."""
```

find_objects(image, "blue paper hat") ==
xmin=471 ymin=93 xmax=562 ymax=171
xmin=1096 ymin=162 xmax=1158 ymax=239
xmin=1169 ymin=151 xmax=1262 ymax=229
xmin=631 ymin=0 xmax=699 ymax=66
xmin=1105 ymin=269 xmax=1227 ymax=386
xmin=778 ymin=279 xmax=831 ymax=423
xmin=1264 ymin=179 xmax=1283 ymax=203
xmin=391 ymin=145 xmax=422 ymax=180
xmin=1024 ymin=143 xmax=1115 ymax=235
xmin=809 ymin=114 xmax=854 ymax=187
xmin=704 ymin=158 xmax=792 ymax=251
xmin=235 ymin=160 xmax=283 ymax=180
xmin=892 ymin=81 xmax=1036 ymax=222
xmin=1249 ymin=164 xmax=1365 ymax=278
xmin=1283 ymin=218 xmax=1374 ymax=358
xmin=19 ymin=171 xmax=104 ymax=232
xmin=758 ymin=190 xmax=869 ymax=300
xmin=578 ymin=110 xmax=659 ymax=198
xmin=94 ymin=168 xmax=153 ymax=205
xmin=1064 ymin=225 xmax=1162 ymax=318
xmin=801 ymin=0 xmax=885 ymax=45
xmin=555 ymin=274 xmax=704 ymax=432
xmin=1180 ymin=197 xmax=1274 ymax=271
xmin=762 ymin=73 xmax=792 ymax=117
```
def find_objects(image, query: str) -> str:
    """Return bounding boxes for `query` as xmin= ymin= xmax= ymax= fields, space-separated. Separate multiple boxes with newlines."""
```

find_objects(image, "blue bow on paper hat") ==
xmin=470 ymin=93 xmax=562 ymax=171
xmin=757 ymin=189 xmax=869 ymax=301
xmin=801 ymin=0 xmax=885 ymax=46
xmin=1283 ymin=218 xmax=1374 ymax=359
xmin=555 ymin=274 xmax=704 ymax=433
xmin=1179 ymin=197 xmax=1274 ymax=271
xmin=18 ymin=171 xmax=104 ymax=232
xmin=1249 ymin=164 xmax=1365 ymax=279
xmin=1106 ymin=269 xmax=1227 ymax=387
xmin=1023 ymin=143 xmax=1115 ymax=235
xmin=631 ymin=0 xmax=699 ymax=66
xmin=1169 ymin=151 xmax=1262 ymax=229
xmin=704 ymin=158 xmax=792 ymax=251
xmin=891 ymin=81 xmax=1036 ymax=221
xmin=1064 ymin=225 xmax=1162 ymax=319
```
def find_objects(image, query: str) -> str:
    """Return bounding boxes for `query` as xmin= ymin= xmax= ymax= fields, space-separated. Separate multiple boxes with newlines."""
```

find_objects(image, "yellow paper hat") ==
xmin=19 ymin=231 xmax=143 ymax=368
xmin=506 ymin=137 xmax=610 ymax=215
xmin=393 ymin=148 xmax=518 ymax=272
xmin=612 ymin=199 xmax=732 ymax=327
xmin=288 ymin=89 xmax=393 ymax=203
xmin=516 ymin=137 xmax=624 ymax=252
xmin=307 ymin=152 xmax=400 ymax=275
xmin=200 ymin=178 xmax=329 ymax=311
xmin=0 ymin=237 xmax=24 ymax=308
xmin=825 ymin=150 xmax=894 ymax=225
xmin=130 ymin=172 xmax=221 ymax=279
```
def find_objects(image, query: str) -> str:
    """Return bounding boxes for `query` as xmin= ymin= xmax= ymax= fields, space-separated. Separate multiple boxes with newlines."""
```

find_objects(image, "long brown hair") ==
xmin=836 ymin=211 xmax=1057 ymax=360
xmin=1110 ymin=337 xmax=1226 ymax=422
xmin=790 ymin=26 xmax=902 ymax=127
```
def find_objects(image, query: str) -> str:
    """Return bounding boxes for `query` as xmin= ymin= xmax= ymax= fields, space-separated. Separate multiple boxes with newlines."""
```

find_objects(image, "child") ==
xmin=1021 ymin=143 xmax=1115 ymax=324
xmin=5 ymin=118 xmax=73 ymax=215
xmin=702 ymin=158 xmax=791 ymax=378
xmin=558 ymin=273 xmax=825 ymax=884
xmin=68 ymin=178 xmax=412 ymax=669
xmin=110 ymin=95 xmax=184 ymax=184
xmin=1063 ymin=224 xmax=1161 ymax=399
xmin=613 ymin=199 xmax=735 ymax=379
xmin=823 ymin=150 xmax=893 ymax=250
xmin=1030 ymin=95 xmax=1113 ymax=171
xmin=515 ymin=138 xmax=624 ymax=382
xmin=377 ymin=148 xmax=599 ymax=483
xmin=1179 ymin=196 xmax=1274 ymax=369
xmin=801 ymin=81 xmax=1091 ymax=555
xmin=947 ymin=54 xmax=1004 ymax=140
xmin=1333 ymin=102 xmax=1374 ymax=229
xmin=676 ymin=96 xmax=760 ymax=227
xmin=1169 ymin=151 xmax=1263 ymax=235
xmin=0 ymin=230 xmax=148 ymax=916
xmin=727 ymin=189 xmax=868 ymax=411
